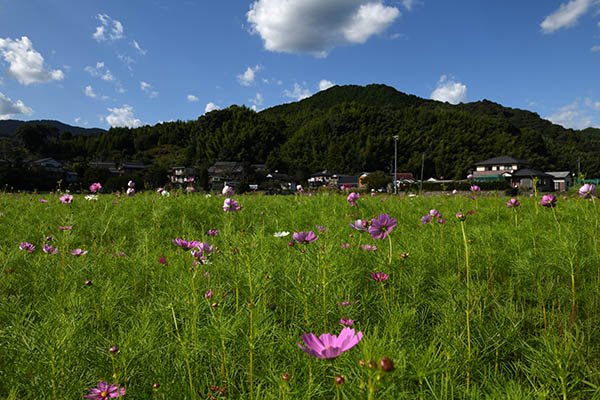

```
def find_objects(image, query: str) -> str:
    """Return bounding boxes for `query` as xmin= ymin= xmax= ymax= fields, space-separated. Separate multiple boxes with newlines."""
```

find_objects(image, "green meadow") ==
xmin=1 ymin=191 xmax=600 ymax=399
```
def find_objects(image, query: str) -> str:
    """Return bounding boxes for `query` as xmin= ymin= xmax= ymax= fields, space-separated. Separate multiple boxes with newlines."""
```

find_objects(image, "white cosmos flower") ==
xmin=85 ymin=194 xmax=99 ymax=201
xmin=274 ymin=231 xmax=290 ymax=238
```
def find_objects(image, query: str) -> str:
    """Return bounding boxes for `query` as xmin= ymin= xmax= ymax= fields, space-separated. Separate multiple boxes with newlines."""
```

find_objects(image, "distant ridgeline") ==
xmin=1 ymin=84 xmax=600 ymax=190
xmin=0 ymin=119 xmax=106 ymax=137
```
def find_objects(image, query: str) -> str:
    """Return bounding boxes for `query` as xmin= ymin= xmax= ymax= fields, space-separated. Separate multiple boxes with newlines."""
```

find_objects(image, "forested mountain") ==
xmin=2 ymin=84 xmax=599 ymax=190
xmin=0 ymin=119 xmax=106 ymax=137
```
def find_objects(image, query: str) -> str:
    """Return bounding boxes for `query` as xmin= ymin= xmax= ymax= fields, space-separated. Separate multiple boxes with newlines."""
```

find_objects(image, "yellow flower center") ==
xmin=100 ymin=391 xmax=108 ymax=398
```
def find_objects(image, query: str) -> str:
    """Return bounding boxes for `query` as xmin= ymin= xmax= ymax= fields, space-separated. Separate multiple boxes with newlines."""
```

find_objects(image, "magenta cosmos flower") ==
xmin=172 ymin=238 xmax=201 ymax=250
xmin=506 ymin=198 xmax=521 ymax=208
xmin=59 ymin=194 xmax=73 ymax=204
xmin=298 ymin=327 xmax=363 ymax=359
xmin=223 ymin=198 xmax=241 ymax=212
xmin=207 ymin=229 xmax=219 ymax=236
xmin=191 ymin=242 xmax=214 ymax=258
xmin=89 ymin=182 xmax=102 ymax=193
xmin=470 ymin=185 xmax=481 ymax=192
xmin=368 ymin=214 xmax=397 ymax=240
xmin=292 ymin=231 xmax=318 ymax=244
xmin=19 ymin=242 xmax=35 ymax=253
xmin=540 ymin=194 xmax=557 ymax=208
xmin=371 ymin=271 xmax=389 ymax=282
xmin=43 ymin=244 xmax=58 ymax=255
xmin=350 ymin=219 xmax=369 ymax=231
xmin=579 ymin=183 xmax=596 ymax=199
xmin=70 ymin=248 xmax=88 ymax=256
xmin=84 ymin=381 xmax=125 ymax=399
xmin=347 ymin=192 xmax=360 ymax=207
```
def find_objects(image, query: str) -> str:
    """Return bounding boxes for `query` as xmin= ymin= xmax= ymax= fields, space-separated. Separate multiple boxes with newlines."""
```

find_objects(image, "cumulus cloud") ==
xmin=0 ymin=91 xmax=33 ymax=120
xmin=84 ymin=62 xmax=115 ymax=82
xmin=540 ymin=0 xmax=596 ymax=33
xmin=0 ymin=36 xmax=64 ymax=85
xmin=545 ymin=101 xmax=597 ymax=129
xmin=205 ymin=102 xmax=221 ymax=113
xmin=249 ymin=92 xmax=264 ymax=111
xmin=430 ymin=75 xmax=467 ymax=104
xmin=84 ymin=85 xmax=97 ymax=98
xmin=237 ymin=65 xmax=262 ymax=86
xmin=140 ymin=81 xmax=159 ymax=98
xmin=187 ymin=94 xmax=199 ymax=102
xmin=591 ymin=45 xmax=600 ymax=52
xmin=318 ymin=79 xmax=335 ymax=91
xmin=105 ymin=105 xmax=142 ymax=128
xmin=284 ymin=83 xmax=312 ymax=101
xmin=131 ymin=40 xmax=146 ymax=55
xmin=247 ymin=0 xmax=400 ymax=56
xmin=93 ymin=14 xmax=125 ymax=42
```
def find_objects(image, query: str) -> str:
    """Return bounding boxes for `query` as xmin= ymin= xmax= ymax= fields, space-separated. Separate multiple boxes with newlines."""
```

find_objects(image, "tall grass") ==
xmin=1 ymin=191 xmax=600 ymax=399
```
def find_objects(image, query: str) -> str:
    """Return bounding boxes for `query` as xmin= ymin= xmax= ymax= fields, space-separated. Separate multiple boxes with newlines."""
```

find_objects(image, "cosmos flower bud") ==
xmin=379 ymin=357 xmax=394 ymax=372
xmin=335 ymin=375 xmax=345 ymax=385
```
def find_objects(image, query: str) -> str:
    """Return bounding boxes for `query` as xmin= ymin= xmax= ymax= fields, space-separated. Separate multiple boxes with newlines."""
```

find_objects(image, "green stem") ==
xmin=460 ymin=220 xmax=471 ymax=391
xmin=387 ymin=234 xmax=393 ymax=266
xmin=171 ymin=305 xmax=195 ymax=399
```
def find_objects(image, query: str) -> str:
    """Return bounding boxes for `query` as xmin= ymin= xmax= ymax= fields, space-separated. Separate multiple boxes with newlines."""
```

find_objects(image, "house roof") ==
xmin=473 ymin=156 xmax=528 ymax=166
xmin=546 ymin=171 xmax=571 ymax=178
xmin=512 ymin=168 xmax=552 ymax=178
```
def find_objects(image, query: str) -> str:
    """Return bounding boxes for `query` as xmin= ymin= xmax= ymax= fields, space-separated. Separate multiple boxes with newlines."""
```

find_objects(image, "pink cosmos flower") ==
xmin=360 ymin=244 xmax=377 ymax=251
xmin=298 ymin=327 xmax=363 ymax=359
xmin=222 ymin=185 xmax=234 ymax=196
xmin=70 ymin=248 xmax=88 ymax=256
xmin=371 ymin=271 xmax=389 ymax=282
xmin=470 ymin=185 xmax=481 ymax=192
xmin=347 ymin=192 xmax=360 ymax=207
xmin=126 ymin=187 xmax=135 ymax=197
xmin=579 ymin=183 xmax=596 ymax=199
xmin=127 ymin=180 xmax=135 ymax=188
xmin=89 ymin=182 xmax=102 ymax=193
xmin=59 ymin=194 xmax=73 ymax=204
xmin=292 ymin=231 xmax=318 ymax=244
xmin=43 ymin=244 xmax=58 ymax=255
xmin=456 ymin=212 xmax=466 ymax=221
xmin=207 ymin=229 xmax=219 ymax=237
xmin=540 ymin=194 xmax=557 ymax=208
xmin=204 ymin=290 xmax=213 ymax=299
xmin=19 ymin=242 xmax=35 ymax=253
xmin=223 ymin=198 xmax=241 ymax=212
xmin=420 ymin=214 xmax=433 ymax=224
xmin=340 ymin=243 xmax=350 ymax=249
xmin=84 ymin=381 xmax=125 ymax=399
xmin=506 ymin=198 xmax=521 ymax=208
xmin=158 ymin=256 xmax=168 ymax=265
xmin=467 ymin=174 xmax=473 ymax=180
xmin=191 ymin=242 xmax=214 ymax=258
xmin=339 ymin=318 xmax=354 ymax=327
xmin=429 ymin=209 xmax=442 ymax=218
xmin=368 ymin=214 xmax=397 ymax=240
xmin=59 ymin=225 xmax=73 ymax=231
xmin=349 ymin=219 xmax=369 ymax=231
xmin=39 ymin=198 xmax=48 ymax=203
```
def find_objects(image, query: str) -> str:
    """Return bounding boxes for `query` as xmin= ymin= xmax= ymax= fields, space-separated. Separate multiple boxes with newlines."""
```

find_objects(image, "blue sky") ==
xmin=0 ymin=0 xmax=599 ymax=130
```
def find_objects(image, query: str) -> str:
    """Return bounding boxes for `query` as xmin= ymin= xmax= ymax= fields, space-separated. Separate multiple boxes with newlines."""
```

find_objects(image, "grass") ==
xmin=1 ymin=190 xmax=600 ymax=399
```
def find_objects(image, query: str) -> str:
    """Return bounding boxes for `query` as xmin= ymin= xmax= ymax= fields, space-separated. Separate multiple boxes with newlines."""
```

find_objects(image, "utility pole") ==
xmin=393 ymin=135 xmax=398 ymax=194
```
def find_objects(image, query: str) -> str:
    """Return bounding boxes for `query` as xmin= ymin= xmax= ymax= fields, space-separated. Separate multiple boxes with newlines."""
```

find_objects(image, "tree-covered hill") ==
xmin=2 ymin=84 xmax=599 ymax=190
xmin=0 ymin=119 xmax=106 ymax=137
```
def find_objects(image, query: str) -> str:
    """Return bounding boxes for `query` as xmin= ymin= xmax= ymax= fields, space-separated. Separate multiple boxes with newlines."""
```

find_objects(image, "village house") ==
xmin=545 ymin=171 xmax=573 ymax=192
xmin=170 ymin=166 xmax=196 ymax=186
xmin=207 ymin=161 xmax=245 ymax=191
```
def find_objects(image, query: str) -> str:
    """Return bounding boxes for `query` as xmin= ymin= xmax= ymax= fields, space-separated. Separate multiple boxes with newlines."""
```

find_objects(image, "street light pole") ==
xmin=393 ymin=135 xmax=398 ymax=194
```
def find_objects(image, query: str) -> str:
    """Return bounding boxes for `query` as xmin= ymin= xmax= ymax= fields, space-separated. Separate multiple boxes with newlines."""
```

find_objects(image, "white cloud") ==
xmin=105 ymin=105 xmax=142 ymax=128
xmin=0 ymin=91 xmax=33 ymax=120
xmin=205 ymin=102 xmax=221 ymax=113
xmin=249 ymin=92 xmax=264 ymax=111
xmin=318 ymin=79 xmax=335 ymax=91
xmin=84 ymin=85 xmax=97 ymax=98
xmin=237 ymin=65 xmax=262 ymax=86
xmin=187 ymin=94 xmax=199 ymax=102
xmin=118 ymin=54 xmax=135 ymax=71
xmin=93 ymin=14 xmax=125 ymax=42
xmin=140 ymin=81 xmax=159 ymax=98
xmin=0 ymin=36 xmax=64 ymax=85
xmin=430 ymin=75 xmax=467 ymax=104
xmin=84 ymin=61 xmax=115 ymax=81
xmin=540 ymin=0 xmax=597 ymax=33
xmin=591 ymin=45 xmax=600 ymax=51
xmin=247 ymin=0 xmax=401 ymax=56
xmin=284 ymin=83 xmax=312 ymax=101
xmin=545 ymin=100 xmax=599 ymax=129
xmin=401 ymin=0 xmax=418 ymax=11
xmin=131 ymin=40 xmax=146 ymax=55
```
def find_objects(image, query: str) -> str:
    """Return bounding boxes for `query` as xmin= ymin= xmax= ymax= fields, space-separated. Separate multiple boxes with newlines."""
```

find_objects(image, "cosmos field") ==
xmin=2 ymin=189 xmax=600 ymax=399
